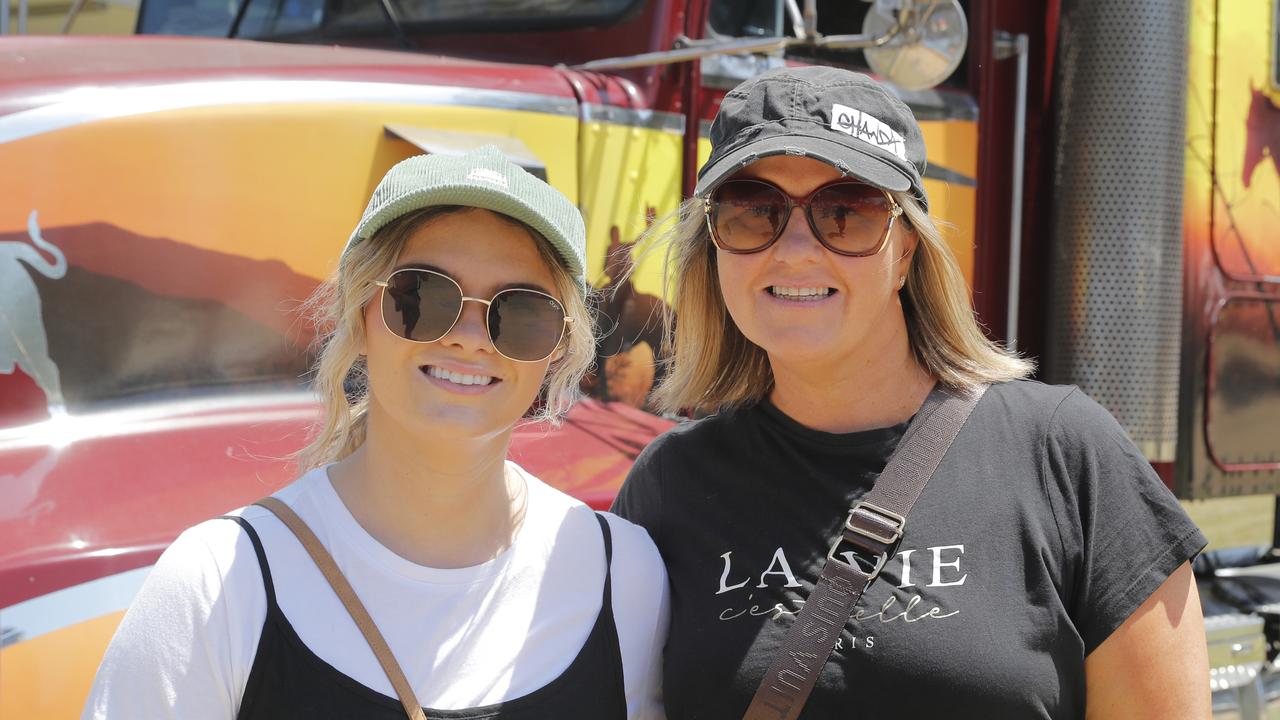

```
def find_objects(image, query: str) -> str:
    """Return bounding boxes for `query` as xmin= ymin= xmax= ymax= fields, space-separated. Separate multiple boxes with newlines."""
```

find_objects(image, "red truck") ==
xmin=1 ymin=0 xmax=1277 ymax=716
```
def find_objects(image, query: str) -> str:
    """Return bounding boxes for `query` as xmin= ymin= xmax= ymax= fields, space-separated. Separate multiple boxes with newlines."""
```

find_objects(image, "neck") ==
xmin=326 ymin=408 xmax=524 ymax=569
xmin=767 ymin=315 xmax=935 ymax=433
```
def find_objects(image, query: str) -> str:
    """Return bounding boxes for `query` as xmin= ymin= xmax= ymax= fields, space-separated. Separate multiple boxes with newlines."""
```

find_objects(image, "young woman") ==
xmin=613 ymin=66 xmax=1209 ymax=718
xmin=85 ymin=146 xmax=668 ymax=719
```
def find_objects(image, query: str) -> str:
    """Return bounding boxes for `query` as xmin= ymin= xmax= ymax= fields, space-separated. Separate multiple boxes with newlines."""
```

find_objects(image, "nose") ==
xmin=440 ymin=299 xmax=495 ymax=355
xmin=769 ymin=205 xmax=823 ymax=264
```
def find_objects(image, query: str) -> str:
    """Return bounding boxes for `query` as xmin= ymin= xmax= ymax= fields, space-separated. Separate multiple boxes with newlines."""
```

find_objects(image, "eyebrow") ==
xmin=392 ymin=262 xmax=555 ymax=296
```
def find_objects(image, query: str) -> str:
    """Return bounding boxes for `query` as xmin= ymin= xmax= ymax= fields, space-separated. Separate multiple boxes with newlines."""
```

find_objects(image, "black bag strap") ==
xmin=742 ymin=383 xmax=988 ymax=720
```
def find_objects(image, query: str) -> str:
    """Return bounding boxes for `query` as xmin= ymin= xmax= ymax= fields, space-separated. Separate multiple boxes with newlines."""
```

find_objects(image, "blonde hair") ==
xmin=648 ymin=192 xmax=1033 ymax=415
xmin=297 ymin=206 xmax=594 ymax=470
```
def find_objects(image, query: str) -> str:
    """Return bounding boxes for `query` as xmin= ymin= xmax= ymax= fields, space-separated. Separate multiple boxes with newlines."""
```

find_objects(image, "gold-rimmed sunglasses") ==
xmin=373 ymin=268 xmax=571 ymax=363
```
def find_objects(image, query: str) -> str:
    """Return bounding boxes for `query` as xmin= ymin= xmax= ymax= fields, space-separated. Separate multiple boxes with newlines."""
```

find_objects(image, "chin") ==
xmin=750 ymin=327 xmax=844 ymax=359
xmin=415 ymin=399 xmax=526 ymax=440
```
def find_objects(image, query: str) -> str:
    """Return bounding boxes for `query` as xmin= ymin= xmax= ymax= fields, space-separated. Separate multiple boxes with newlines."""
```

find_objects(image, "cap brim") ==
xmin=694 ymin=132 xmax=913 ymax=197
xmin=346 ymin=182 xmax=584 ymax=282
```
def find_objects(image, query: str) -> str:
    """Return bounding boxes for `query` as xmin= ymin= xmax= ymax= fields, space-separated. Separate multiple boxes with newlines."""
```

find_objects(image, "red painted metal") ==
xmin=1151 ymin=462 xmax=1176 ymax=491
xmin=969 ymin=0 xmax=1054 ymax=364
xmin=0 ymin=36 xmax=579 ymax=116
xmin=0 ymin=396 xmax=672 ymax=608
xmin=680 ymin=0 xmax=711 ymax=197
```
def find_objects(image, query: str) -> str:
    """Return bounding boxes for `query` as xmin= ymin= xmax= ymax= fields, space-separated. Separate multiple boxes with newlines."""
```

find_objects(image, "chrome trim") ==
xmin=0 ymin=81 xmax=579 ymax=145
xmin=0 ymin=390 xmax=319 ymax=452
xmin=0 ymin=566 xmax=151 ymax=646
xmin=998 ymin=31 xmax=1030 ymax=351
xmin=581 ymin=103 xmax=685 ymax=134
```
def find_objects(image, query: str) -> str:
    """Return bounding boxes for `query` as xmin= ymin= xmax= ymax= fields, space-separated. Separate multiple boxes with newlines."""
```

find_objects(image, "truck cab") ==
xmin=2 ymin=0 xmax=1279 ymax=716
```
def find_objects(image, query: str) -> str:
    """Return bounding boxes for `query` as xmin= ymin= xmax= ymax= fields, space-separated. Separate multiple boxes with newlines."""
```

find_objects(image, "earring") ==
xmin=897 ymin=276 xmax=906 ymax=289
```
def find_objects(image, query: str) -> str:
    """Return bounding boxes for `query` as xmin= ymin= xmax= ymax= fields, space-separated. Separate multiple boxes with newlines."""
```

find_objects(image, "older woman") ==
xmin=613 ymin=66 xmax=1208 ymax=719
xmin=86 ymin=147 xmax=668 ymax=719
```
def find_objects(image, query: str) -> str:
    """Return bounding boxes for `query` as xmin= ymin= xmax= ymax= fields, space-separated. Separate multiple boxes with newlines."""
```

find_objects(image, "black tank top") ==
xmin=221 ymin=512 xmax=628 ymax=720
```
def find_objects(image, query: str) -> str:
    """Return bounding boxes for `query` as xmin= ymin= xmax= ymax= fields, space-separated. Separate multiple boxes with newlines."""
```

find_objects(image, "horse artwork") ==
xmin=1244 ymin=85 xmax=1280 ymax=188
xmin=0 ymin=211 xmax=67 ymax=413
xmin=588 ymin=224 xmax=667 ymax=408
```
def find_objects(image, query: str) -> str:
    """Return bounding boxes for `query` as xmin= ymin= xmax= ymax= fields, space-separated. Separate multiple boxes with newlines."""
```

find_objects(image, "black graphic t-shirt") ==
xmin=612 ymin=380 xmax=1206 ymax=719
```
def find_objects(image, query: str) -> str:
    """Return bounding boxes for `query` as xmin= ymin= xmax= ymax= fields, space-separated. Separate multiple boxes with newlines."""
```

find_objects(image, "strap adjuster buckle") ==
xmin=826 ymin=502 xmax=905 ymax=580
xmin=845 ymin=502 xmax=906 ymax=546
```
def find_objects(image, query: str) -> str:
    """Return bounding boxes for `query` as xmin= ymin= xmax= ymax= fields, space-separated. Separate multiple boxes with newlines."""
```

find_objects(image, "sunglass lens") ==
xmin=488 ymin=290 xmax=566 ymax=361
xmin=810 ymin=183 xmax=892 ymax=254
xmin=382 ymin=270 xmax=461 ymax=342
xmin=712 ymin=180 xmax=788 ymax=251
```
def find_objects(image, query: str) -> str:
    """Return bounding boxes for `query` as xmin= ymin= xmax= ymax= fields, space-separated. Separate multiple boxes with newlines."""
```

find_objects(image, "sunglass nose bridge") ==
xmin=447 ymin=297 xmax=495 ymax=342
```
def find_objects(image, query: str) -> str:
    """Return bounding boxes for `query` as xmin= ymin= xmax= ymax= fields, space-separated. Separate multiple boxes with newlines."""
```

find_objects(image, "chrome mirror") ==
xmin=863 ymin=0 xmax=969 ymax=91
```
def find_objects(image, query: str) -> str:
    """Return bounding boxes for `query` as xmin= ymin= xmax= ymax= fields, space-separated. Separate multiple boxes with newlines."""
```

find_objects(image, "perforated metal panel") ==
xmin=1045 ymin=0 xmax=1186 ymax=462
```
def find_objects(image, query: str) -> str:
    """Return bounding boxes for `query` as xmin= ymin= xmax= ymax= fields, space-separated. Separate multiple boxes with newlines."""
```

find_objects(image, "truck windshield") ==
xmin=138 ymin=0 xmax=636 ymax=41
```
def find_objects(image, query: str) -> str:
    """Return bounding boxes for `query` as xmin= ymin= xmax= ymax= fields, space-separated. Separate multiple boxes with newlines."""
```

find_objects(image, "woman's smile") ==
xmin=420 ymin=362 xmax=503 ymax=394
xmin=765 ymin=285 xmax=838 ymax=303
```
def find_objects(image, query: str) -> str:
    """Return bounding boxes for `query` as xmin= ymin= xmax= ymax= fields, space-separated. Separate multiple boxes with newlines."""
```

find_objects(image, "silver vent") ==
xmin=1044 ymin=0 xmax=1187 ymax=462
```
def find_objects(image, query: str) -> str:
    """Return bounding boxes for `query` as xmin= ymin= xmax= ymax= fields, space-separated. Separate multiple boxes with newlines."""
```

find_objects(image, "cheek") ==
xmin=360 ymin=301 xmax=381 ymax=355
xmin=715 ymin=253 xmax=758 ymax=319
xmin=518 ymin=360 xmax=554 ymax=392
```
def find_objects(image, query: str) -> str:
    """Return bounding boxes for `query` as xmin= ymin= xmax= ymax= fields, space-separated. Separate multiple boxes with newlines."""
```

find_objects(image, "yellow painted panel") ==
xmin=1212 ymin=0 xmax=1280 ymax=277
xmin=919 ymin=120 xmax=979 ymax=177
xmin=0 ymin=611 xmax=124 ymax=719
xmin=919 ymin=119 xmax=978 ymax=285
xmin=1185 ymin=0 xmax=1217 ymax=226
xmin=1 ymin=103 xmax=579 ymax=280
xmin=578 ymin=122 xmax=683 ymax=298
xmin=10 ymin=0 xmax=139 ymax=35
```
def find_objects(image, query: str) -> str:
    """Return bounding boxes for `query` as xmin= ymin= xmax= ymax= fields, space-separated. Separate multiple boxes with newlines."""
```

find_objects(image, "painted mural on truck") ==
xmin=0 ymin=13 xmax=974 ymax=718
xmin=1181 ymin=0 xmax=1280 ymax=496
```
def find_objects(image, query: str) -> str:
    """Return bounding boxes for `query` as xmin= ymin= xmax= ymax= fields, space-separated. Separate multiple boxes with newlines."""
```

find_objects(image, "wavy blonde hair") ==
xmin=648 ymin=192 xmax=1033 ymax=415
xmin=297 ymin=206 xmax=594 ymax=470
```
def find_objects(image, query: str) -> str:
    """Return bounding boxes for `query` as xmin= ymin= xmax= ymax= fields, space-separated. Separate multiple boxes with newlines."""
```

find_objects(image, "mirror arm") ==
xmin=571 ymin=22 xmax=908 ymax=73
xmin=817 ymin=23 xmax=904 ymax=50
xmin=784 ymin=0 xmax=806 ymax=40
xmin=571 ymin=36 xmax=794 ymax=72
xmin=60 ymin=0 xmax=89 ymax=33
xmin=802 ymin=0 xmax=818 ymax=40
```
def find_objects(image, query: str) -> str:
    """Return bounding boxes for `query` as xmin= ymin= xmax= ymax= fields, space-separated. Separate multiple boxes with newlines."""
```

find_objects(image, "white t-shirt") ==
xmin=83 ymin=462 xmax=669 ymax=719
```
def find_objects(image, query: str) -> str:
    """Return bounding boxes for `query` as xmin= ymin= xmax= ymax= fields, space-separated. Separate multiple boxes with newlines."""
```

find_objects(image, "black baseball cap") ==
xmin=695 ymin=66 xmax=929 ymax=211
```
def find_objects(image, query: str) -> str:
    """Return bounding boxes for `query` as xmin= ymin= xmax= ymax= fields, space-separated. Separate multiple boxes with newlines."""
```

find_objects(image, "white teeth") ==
xmin=770 ymin=286 xmax=832 ymax=299
xmin=426 ymin=366 xmax=495 ymax=386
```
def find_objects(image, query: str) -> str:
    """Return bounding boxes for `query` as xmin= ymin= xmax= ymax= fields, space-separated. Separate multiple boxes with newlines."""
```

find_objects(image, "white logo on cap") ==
xmin=829 ymin=103 xmax=907 ymax=162
xmin=467 ymin=167 xmax=509 ymax=188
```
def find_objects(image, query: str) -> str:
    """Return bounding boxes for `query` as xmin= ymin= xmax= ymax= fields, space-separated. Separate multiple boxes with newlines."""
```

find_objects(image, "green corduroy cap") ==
xmin=345 ymin=146 xmax=586 ymax=284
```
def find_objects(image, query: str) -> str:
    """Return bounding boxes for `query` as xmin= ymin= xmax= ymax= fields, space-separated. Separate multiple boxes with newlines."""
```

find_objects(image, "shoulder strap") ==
xmin=218 ymin=515 xmax=278 ymax=611
xmin=252 ymin=497 xmax=428 ymax=720
xmin=594 ymin=512 xmax=615 ymax=608
xmin=742 ymin=383 xmax=987 ymax=720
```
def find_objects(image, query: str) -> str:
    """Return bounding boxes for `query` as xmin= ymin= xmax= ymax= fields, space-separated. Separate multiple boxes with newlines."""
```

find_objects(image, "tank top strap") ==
xmin=219 ymin=515 xmax=279 ymax=611
xmin=593 ymin=512 xmax=614 ymax=612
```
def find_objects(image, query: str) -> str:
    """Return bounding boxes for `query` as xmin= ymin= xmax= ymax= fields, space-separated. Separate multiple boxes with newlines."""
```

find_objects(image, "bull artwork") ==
xmin=1244 ymin=85 xmax=1280 ymax=188
xmin=0 ymin=211 xmax=66 ymax=413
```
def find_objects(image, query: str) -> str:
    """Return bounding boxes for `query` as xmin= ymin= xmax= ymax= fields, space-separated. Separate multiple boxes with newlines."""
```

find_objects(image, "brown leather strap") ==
xmin=253 ymin=497 xmax=428 ymax=720
xmin=742 ymin=383 xmax=987 ymax=720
